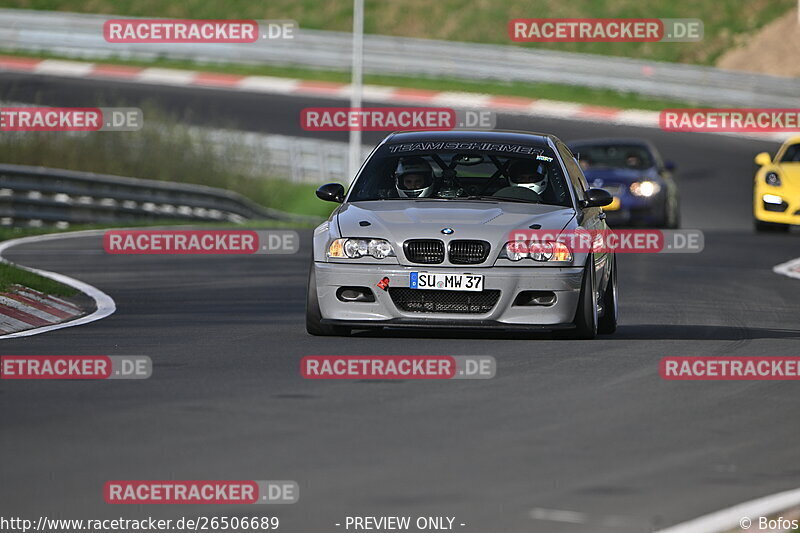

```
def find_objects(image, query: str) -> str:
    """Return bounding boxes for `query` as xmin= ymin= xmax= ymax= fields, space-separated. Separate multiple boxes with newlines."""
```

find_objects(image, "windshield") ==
xmin=347 ymin=144 xmax=573 ymax=207
xmin=780 ymin=144 xmax=800 ymax=162
xmin=571 ymin=143 xmax=654 ymax=171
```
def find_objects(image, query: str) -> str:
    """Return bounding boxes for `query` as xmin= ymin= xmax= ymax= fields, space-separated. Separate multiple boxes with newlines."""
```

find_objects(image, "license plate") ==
xmin=410 ymin=272 xmax=484 ymax=291
xmin=604 ymin=197 xmax=621 ymax=211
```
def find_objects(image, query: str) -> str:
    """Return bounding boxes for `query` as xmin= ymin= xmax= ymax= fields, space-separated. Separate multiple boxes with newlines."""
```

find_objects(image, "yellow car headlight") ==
xmin=764 ymin=171 xmax=781 ymax=186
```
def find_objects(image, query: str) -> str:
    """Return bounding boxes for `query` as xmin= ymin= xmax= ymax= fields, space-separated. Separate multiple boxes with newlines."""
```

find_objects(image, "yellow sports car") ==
xmin=754 ymin=135 xmax=800 ymax=232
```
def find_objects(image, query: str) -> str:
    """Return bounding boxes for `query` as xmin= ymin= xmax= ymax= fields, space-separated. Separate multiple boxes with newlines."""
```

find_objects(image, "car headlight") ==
xmin=630 ymin=180 xmax=661 ymax=197
xmin=765 ymin=171 xmax=781 ymax=186
xmin=504 ymin=241 xmax=528 ymax=261
xmin=501 ymin=241 xmax=572 ymax=262
xmin=328 ymin=238 xmax=395 ymax=259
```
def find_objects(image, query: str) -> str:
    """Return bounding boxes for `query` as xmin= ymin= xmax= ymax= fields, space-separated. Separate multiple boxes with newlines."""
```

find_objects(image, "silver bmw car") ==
xmin=307 ymin=130 xmax=618 ymax=339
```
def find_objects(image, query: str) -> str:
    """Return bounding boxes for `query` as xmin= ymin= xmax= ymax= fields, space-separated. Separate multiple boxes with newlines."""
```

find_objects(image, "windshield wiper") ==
xmin=368 ymin=196 xmax=536 ymax=204
xmin=464 ymin=195 xmax=536 ymax=204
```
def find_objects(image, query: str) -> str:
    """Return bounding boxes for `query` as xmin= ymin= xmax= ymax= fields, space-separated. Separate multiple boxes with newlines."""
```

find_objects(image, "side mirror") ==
xmin=664 ymin=160 xmax=676 ymax=171
xmin=754 ymin=152 xmax=772 ymax=167
xmin=316 ymin=182 xmax=345 ymax=203
xmin=580 ymin=188 xmax=613 ymax=208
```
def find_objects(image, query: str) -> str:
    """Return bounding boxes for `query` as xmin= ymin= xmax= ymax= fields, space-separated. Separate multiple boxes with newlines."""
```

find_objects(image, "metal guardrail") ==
xmin=205 ymin=129 xmax=370 ymax=184
xmin=0 ymin=164 xmax=321 ymax=227
xmin=0 ymin=9 xmax=799 ymax=106
xmin=0 ymin=98 xmax=367 ymax=185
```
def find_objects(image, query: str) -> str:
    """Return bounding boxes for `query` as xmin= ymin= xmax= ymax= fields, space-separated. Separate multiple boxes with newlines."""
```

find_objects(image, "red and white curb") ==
xmin=0 ymin=55 xmax=790 ymax=142
xmin=774 ymin=257 xmax=800 ymax=280
xmin=0 ymin=285 xmax=84 ymax=333
xmin=0 ymin=230 xmax=116 ymax=339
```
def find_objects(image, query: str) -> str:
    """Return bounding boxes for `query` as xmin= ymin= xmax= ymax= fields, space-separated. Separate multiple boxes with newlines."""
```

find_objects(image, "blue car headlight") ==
xmin=630 ymin=180 xmax=662 ymax=197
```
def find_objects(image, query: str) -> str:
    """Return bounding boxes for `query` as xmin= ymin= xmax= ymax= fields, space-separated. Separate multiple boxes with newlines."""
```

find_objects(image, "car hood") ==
xmin=776 ymin=163 xmax=800 ymax=189
xmin=583 ymin=167 xmax=658 ymax=186
xmin=336 ymin=200 xmax=576 ymax=246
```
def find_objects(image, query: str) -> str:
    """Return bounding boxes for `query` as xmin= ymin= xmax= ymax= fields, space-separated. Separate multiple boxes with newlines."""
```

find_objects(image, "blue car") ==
xmin=568 ymin=139 xmax=680 ymax=228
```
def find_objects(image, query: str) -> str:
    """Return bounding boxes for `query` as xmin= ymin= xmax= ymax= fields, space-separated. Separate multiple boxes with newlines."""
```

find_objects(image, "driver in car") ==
xmin=394 ymin=157 xmax=436 ymax=198
xmin=490 ymin=159 xmax=549 ymax=202
xmin=625 ymin=152 xmax=643 ymax=169
xmin=508 ymin=159 xmax=548 ymax=194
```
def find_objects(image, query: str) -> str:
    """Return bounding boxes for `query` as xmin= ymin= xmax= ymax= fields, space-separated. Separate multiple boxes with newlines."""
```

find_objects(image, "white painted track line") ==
xmin=774 ymin=256 xmax=800 ymax=280
xmin=654 ymin=487 xmax=800 ymax=533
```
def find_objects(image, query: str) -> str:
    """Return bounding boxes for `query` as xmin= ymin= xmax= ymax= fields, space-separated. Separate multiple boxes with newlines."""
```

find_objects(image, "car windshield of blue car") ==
xmin=347 ymin=148 xmax=573 ymax=207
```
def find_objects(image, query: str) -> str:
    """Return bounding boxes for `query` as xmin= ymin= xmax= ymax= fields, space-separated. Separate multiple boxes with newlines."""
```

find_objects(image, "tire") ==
xmin=754 ymin=219 xmax=790 ymax=232
xmin=667 ymin=199 xmax=680 ymax=229
xmin=669 ymin=208 xmax=681 ymax=229
xmin=569 ymin=258 xmax=598 ymax=340
xmin=660 ymin=197 xmax=680 ymax=229
xmin=306 ymin=264 xmax=351 ymax=336
xmin=598 ymin=256 xmax=618 ymax=335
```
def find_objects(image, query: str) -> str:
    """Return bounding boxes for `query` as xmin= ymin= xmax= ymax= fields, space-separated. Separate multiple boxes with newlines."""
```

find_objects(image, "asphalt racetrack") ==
xmin=1 ymin=72 xmax=800 ymax=532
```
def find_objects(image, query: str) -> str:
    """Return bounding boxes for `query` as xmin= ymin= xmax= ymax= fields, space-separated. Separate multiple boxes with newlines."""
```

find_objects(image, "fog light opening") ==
xmin=513 ymin=291 xmax=557 ymax=307
xmin=762 ymin=195 xmax=788 ymax=212
xmin=336 ymin=286 xmax=376 ymax=303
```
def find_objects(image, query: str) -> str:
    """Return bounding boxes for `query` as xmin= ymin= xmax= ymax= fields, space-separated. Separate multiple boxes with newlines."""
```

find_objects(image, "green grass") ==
xmin=0 ymin=262 xmax=78 ymax=296
xmin=2 ymin=49 xmax=700 ymax=111
xmin=0 ymin=102 xmax=336 ymax=219
xmin=260 ymin=181 xmax=335 ymax=219
xmin=0 ymin=0 xmax=793 ymax=65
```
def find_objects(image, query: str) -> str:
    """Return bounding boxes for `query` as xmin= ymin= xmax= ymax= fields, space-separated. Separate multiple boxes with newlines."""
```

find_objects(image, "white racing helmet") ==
xmin=395 ymin=157 xmax=435 ymax=198
xmin=508 ymin=159 xmax=548 ymax=195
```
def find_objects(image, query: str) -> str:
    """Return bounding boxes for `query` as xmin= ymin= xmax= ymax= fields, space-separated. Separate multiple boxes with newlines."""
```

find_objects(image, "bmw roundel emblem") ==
xmin=441 ymin=228 xmax=454 ymax=235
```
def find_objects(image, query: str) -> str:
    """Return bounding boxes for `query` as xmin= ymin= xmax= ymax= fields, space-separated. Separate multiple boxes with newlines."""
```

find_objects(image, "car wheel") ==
xmin=670 ymin=208 xmax=681 ymax=229
xmin=668 ymin=200 xmax=680 ymax=229
xmin=657 ymin=199 xmax=670 ymax=228
xmin=306 ymin=264 xmax=351 ymax=336
xmin=754 ymin=219 xmax=790 ymax=232
xmin=598 ymin=256 xmax=618 ymax=335
xmin=659 ymin=197 xmax=679 ymax=229
xmin=569 ymin=258 xmax=598 ymax=340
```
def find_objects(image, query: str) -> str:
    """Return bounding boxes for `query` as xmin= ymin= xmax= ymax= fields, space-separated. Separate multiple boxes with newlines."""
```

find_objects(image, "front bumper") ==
xmin=754 ymin=188 xmax=800 ymax=226
xmin=313 ymin=262 xmax=584 ymax=328
xmin=604 ymin=194 xmax=665 ymax=226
